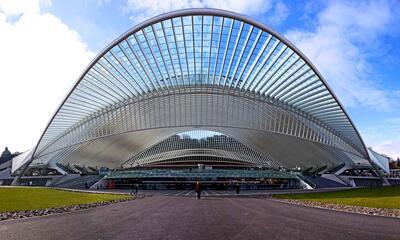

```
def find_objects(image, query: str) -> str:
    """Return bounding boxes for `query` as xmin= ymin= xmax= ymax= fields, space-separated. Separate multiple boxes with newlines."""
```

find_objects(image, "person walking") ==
xmin=134 ymin=183 xmax=139 ymax=194
xmin=130 ymin=183 xmax=136 ymax=196
xmin=195 ymin=181 xmax=202 ymax=200
xmin=235 ymin=183 xmax=240 ymax=194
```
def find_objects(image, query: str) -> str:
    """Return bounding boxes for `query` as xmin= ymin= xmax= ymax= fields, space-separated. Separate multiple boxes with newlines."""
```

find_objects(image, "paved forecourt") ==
xmin=92 ymin=188 xmax=353 ymax=197
xmin=1 ymin=195 xmax=399 ymax=240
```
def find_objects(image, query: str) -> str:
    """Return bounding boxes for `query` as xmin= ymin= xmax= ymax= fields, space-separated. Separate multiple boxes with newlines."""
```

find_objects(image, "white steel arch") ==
xmin=14 ymin=8 xmax=385 ymax=179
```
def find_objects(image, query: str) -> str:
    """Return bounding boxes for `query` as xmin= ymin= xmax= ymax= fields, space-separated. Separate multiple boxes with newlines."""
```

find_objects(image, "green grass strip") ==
xmin=0 ymin=187 xmax=129 ymax=212
xmin=274 ymin=186 xmax=400 ymax=209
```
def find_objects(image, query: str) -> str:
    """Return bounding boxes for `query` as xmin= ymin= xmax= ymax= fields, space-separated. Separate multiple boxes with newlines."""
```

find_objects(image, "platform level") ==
xmin=103 ymin=168 xmax=300 ymax=190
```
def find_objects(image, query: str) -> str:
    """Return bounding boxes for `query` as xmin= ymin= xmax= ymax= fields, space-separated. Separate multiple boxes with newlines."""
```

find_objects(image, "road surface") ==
xmin=0 ymin=195 xmax=399 ymax=240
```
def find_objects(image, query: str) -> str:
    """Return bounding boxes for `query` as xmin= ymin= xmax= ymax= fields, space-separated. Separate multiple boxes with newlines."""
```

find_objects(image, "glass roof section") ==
xmin=32 ymin=9 xmax=368 ymax=162
xmin=124 ymin=129 xmax=278 ymax=168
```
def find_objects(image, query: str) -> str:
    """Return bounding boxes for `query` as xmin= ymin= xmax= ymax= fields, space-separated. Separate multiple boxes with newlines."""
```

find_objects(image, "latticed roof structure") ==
xmin=13 ymin=9 xmax=388 ymax=176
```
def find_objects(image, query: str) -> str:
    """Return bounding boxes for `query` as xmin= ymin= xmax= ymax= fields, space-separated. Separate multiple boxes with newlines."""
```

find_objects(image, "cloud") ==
xmin=373 ymin=141 xmax=400 ymax=160
xmin=267 ymin=1 xmax=289 ymax=26
xmin=285 ymin=0 xmax=399 ymax=111
xmin=361 ymin=117 xmax=400 ymax=159
xmin=0 ymin=0 xmax=94 ymax=152
xmin=124 ymin=0 xmax=288 ymax=26
xmin=0 ymin=0 xmax=50 ymax=16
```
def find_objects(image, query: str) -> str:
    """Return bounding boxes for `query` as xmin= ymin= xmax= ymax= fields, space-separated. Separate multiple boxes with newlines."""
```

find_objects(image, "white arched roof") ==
xmin=17 ymin=8 xmax=380 ymax=174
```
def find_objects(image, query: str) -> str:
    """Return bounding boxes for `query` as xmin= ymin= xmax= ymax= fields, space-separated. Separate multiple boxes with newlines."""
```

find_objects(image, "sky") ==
xmin=0 ymin=0 xmax=399 ymax=159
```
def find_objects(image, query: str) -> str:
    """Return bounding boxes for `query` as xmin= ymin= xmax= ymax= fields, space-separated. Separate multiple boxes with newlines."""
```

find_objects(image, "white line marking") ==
xmin=165 ymin=191 xmax=178 ymax=196
xmin=174 ymin=190 xmax=187 ymax=196
xmin=210 ymin=190 xmax=219 ymax=196
xmin=185 ymin=190 xmax=193 ymax=196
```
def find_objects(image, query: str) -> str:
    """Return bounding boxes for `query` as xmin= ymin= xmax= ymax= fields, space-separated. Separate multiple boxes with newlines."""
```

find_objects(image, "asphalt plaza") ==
xmin=1 ymin=194 xmax=399 ymax=240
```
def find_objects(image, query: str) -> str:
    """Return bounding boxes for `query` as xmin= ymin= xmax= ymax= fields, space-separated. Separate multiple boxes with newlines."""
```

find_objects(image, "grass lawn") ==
xmin=274 ymin=186 xmax=400 ymax=209
xmin=0 ymin=187 xmax=129 ymax=213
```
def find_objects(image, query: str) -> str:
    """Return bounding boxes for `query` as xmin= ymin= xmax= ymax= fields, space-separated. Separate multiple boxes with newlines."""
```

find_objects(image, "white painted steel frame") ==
xmin=15 ymin=8 xmax=381 ymax=179
xmin=124 ymin=130 xmax=277 ymax=168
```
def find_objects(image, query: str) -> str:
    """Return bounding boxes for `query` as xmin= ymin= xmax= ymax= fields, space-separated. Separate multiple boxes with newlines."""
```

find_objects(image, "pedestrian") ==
xmin=134 ymin=183 xmax=139 ymax=194
xmin=235 ymin=183 xmax=240 ymax=194
xmin=130 ymin=183 xmax=136 ymax=196
xmin=195 ymin=181 xmax=202 ymax=200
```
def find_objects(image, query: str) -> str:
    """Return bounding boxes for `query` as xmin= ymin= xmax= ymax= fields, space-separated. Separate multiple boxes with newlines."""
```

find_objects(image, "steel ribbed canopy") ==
xmin=21 ymin=8 xmax=373 ymax=172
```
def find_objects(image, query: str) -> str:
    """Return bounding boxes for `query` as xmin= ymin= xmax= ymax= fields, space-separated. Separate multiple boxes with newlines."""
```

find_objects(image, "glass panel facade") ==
xmin=25 ymin=9 xmax=370 ymax=172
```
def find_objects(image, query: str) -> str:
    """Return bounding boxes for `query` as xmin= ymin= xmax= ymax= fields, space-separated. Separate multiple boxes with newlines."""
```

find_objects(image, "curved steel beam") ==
xmin=13 ymin=8 xmax=377 ymax=185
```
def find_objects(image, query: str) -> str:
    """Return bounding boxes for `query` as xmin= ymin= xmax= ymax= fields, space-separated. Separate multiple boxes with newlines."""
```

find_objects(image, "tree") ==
xmin=0 ymin=147 xmax=12 ymax=164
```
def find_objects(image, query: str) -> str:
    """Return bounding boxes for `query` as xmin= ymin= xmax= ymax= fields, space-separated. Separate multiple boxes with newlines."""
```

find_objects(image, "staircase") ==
xmin=52 ymin=175 xmax=102 ymax=189
xmin=304 ymin=175 xmax=347 ymax=188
